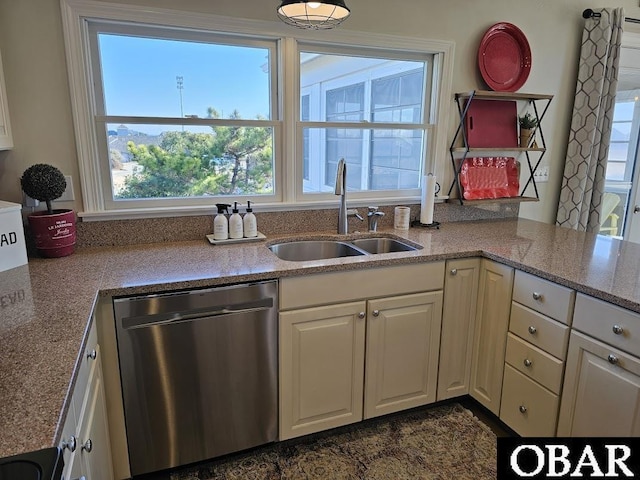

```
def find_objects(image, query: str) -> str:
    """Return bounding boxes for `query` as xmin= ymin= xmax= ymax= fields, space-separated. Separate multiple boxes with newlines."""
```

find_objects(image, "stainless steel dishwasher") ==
xmin=113 ymin=280 xmax=278 ymax=477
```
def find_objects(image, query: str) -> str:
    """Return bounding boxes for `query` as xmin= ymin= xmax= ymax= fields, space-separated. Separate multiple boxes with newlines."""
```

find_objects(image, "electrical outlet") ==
xmin=58 ymin=175 xmax=75 ymax=202
xmin=534 ymin=166 xmax=549 ymax=183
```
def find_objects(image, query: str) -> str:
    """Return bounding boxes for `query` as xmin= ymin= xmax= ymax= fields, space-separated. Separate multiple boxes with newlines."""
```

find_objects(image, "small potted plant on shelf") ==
xmin=20 ymin=163 xmax=76 ymax=258
xmin=518 ymin=113 xmax=538 ymax=148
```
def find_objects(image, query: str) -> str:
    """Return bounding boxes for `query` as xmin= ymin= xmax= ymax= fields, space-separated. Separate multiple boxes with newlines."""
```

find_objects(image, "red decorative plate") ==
xmin=478 ymin=23 xmax=531 ymax=92
xmin=459 ymin=157 xmax=520 ymax=200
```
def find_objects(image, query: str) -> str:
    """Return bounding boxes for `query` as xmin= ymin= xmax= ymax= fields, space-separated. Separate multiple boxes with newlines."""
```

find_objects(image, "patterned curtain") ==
xmin=556 ymin=8 xmax=624 ymax=232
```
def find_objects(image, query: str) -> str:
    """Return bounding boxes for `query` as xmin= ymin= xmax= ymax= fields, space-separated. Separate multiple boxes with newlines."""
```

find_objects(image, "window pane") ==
xmin=613 ymin=101 xmax=635 ymax=122
xmin=300 ymin=52 xmax=424 ymax=123
xmin=302 ymin=128 xmax=423 ymax=193
xmin=108 ymin=124 xmax=274 ymax=199
xmin=98 ymin=34 xmax=271 ymax=120
xmin=372 ymin=69 xmax=422 ymax=123
xmin=326 ymin=83 xmax=364 ymax=120
xmin=611 ymin=121 xmax=632 ymax=142
xmin=370 ymin=129 xmax=423 ymax=189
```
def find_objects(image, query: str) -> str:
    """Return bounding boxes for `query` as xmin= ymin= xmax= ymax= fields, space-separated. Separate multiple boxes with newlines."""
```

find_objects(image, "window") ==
xmin=299 ymin=49 xmax=432 ymax=196
xmin=61 ymin=0 xmax=453 ymax=217
xmin=89 ymin=23 xmax=279 ymax=210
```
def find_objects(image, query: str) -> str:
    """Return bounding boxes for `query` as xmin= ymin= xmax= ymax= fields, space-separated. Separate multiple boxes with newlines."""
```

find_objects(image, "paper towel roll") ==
xmin=420 ymin=174 xmax=437 ymax=225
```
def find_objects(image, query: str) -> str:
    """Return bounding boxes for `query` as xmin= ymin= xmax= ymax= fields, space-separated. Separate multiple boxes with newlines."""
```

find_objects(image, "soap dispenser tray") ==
xmin=206 ymin=232 xmax=267 ymax=245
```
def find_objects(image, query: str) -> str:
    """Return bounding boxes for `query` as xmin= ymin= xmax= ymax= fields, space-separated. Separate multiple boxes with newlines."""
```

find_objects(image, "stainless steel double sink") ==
xmin=268 ymin=237 xmax=420 ymax=262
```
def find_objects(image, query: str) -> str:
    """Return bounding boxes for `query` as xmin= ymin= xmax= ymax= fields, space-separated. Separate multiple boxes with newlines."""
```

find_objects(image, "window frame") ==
xmin=60 ymin=0 xmax=455 ymax=220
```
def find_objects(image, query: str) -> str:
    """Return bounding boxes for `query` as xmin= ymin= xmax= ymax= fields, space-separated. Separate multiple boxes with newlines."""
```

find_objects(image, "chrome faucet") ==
xmin=368 ymin=206 xmax=385 ymax=232
xmin=335 ymin=158 xmax=348 ymax=234
xmin=335 ymin=158 xmax=364 ymax=234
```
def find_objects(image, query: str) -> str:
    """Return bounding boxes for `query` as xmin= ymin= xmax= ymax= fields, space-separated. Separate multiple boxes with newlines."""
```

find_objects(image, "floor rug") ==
xmin=170 ymin=403 xmax=497 ymax=480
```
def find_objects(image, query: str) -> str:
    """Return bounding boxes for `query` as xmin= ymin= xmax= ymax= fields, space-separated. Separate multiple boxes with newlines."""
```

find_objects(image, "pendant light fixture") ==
xmin=277 ymin=0 xmax=351 ymax=30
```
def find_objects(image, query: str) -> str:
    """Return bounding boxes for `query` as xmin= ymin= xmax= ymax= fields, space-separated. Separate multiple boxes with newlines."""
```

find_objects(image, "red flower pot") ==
xmin=27 ymin=209 xmax=76 ymax=258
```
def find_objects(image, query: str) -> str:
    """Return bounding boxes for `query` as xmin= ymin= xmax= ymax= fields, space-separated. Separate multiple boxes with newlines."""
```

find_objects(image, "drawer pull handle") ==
xmin=358 ymin=312 xmax=365 ymax=319
xmin=519 ymin=405 xmax=527 ymax=414
xmin=612 ymin=325 xmax=624 ymax=335
xmin=532 ymin=292 xmax=543 ymax=301
xmin=372 ymin=310 xmax=380 ymax=317
xmin=524 ymin=359 xmax=532 ymax=367
xmin=450 ymin=268 xmax=458 ymax=276
xmin=608 ymin=354 xmax=619 ymax=365
xmin=528 ymin=326 xmax=537 ymax=335
xmin=87 ymin=349 xmax=97 ymax=361
xmin=61 ymin=435 xmax=76 ymax=452
xmin=81 ymin=439 xmax=93 ymax=453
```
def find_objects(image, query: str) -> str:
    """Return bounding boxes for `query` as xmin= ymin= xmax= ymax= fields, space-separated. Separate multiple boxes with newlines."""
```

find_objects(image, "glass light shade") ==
xmin=277 ymin=0 xmax=350 ymax=30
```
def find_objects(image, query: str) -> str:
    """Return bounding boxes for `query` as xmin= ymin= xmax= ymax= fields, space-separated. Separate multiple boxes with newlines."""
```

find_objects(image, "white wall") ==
xmin=1 ymin=0 xmax=639 ymax=224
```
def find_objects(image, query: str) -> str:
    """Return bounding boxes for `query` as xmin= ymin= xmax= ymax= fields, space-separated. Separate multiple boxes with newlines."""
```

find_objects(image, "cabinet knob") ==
xmin=519 ymin=405 xmax=527 ymax=414
xmin=608 ymin=354 xmax=619 ymax=365
xmin=612 ymin=325 xmax=624 ymax=335
xmin=372 ymin=310 xmax=380 ymax=317
xmin=528 ymin=325 xmax=537 ymax=335
xmin=61 ymin=435 xmax=77 ymax=453
xmin=358 ymin=312 xmax=365 ymax=319
xmin=450 ymin=268 xmax=457 ymax=276
xmin=523 ymin=359 xmax=532 ymax=367
xmin=532 ymin=292 xmax=543 ymax=301
xmin=81 ymin=439 xmax=93 ymax=453
xmin=87 ymin=349 xmax=97 ymax=361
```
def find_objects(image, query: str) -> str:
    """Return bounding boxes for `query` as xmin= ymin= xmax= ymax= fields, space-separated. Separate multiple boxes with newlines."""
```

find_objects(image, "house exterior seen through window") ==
xmin=300 ymin=51 xmax=429 ymax=194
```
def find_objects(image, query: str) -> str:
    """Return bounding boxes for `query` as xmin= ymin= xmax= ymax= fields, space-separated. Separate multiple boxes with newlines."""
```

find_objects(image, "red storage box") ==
xmin=464 ymin=99 xmax=517 ymax=148
xmin=459 ymin=157 xmax=519 ymax=200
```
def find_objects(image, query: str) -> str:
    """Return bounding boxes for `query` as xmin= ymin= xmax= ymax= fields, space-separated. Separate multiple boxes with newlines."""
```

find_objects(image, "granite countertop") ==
xmin=2 ymin=217 xmax=640 ymax=458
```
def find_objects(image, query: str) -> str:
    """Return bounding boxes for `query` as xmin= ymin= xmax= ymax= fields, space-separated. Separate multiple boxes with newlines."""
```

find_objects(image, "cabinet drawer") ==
xmin=505 ymin=333 xmax=564 ymax=394
xmin=280 ymin=262 xmax=444 ymax=310
xmin=573 ymin=293 xmax=640 ymax=357
xmin=500 ymin=364 xmax=559 ymax=437
xmin=510 ymin=302 xmax=570 ymax=359
xmin=512 ymin=270 xmax=575 ymax=324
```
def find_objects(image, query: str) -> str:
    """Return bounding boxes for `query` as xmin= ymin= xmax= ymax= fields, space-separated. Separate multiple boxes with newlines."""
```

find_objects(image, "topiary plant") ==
xmin=20 ymin=164 xmax=67 ymax=214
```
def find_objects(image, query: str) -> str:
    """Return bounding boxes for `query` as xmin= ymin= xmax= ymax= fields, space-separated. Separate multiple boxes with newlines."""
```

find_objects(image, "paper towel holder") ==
xmin=411 ymin=219 xmax=440 ymax=229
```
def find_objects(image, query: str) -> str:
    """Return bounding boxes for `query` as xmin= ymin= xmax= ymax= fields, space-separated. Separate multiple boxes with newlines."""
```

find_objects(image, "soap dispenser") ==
xmin=243 ymin=201 xmax=257 ymax=238
xmin=229 ymin=202 xmax=244 ymax=239
xmin=213 ymin=203 xmax=230 ymax=240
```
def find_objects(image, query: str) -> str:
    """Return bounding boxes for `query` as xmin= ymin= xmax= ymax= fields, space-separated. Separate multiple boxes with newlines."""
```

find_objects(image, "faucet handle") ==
xmin=367 ymin=206 xmax=379 ymax=215
xmin=347 ymin=209 xmax=364 ymax=221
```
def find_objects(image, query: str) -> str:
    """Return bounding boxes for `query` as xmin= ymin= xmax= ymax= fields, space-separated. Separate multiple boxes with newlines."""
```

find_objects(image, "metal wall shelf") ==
xmin=447 ymin=90 xmax=553 ymax=205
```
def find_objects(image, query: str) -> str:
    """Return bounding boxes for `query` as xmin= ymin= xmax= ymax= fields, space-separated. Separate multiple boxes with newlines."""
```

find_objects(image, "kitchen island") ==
xmin=1 ymin=217 xmax=639 ymax=459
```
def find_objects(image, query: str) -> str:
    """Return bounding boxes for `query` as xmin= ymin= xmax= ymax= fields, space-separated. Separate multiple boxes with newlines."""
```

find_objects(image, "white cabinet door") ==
xmin=77 ymin=353 xmax=114 ymax=480
xmin=470 ymin=259 xmax=514 ymax=415
xmin=364 ymin=291 xmax=443 ymax=418
xmin=279 ymin=301 xmax=367 ymax=440
xmin=557 ymin=331 xmax=640 ymax=436
xmin=438 ymin=258 xmax=480 ymax=400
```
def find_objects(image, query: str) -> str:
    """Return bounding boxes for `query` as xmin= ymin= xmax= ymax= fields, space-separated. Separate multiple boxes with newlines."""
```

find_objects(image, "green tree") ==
xmin=117 ymin=109 xmax=272 ymax=199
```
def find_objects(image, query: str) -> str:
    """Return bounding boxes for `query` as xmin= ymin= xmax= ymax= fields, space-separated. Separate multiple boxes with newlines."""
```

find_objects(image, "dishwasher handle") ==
xmin=121 ymin=297 xmax=274 ymax=330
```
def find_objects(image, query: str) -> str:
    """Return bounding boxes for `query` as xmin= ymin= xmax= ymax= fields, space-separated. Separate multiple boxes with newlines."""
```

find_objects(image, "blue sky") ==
xmin=99 ymin=34 xmax=270 ymax=134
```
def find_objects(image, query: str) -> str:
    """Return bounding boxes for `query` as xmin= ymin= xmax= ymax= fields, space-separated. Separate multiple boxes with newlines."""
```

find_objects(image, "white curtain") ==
xmin=556 ymin=8 xmax=624 ymax=232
